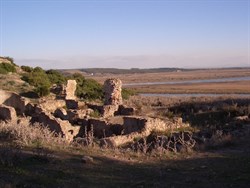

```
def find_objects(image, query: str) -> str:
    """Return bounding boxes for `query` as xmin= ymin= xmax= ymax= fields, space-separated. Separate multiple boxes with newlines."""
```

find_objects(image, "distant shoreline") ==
xmin=59 ymin=67 xmax=250 ymax=75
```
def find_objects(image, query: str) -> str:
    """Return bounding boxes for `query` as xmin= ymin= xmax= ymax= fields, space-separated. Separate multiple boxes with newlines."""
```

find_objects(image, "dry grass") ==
xmin=205 ymin=130 xmax=234 ymax=149
xmin=124 ymin=95 xmax=246 ymax=117
xmin=0 ymin=121 xmax=69 ymax=150
xmin=0 ymin=73 xmax=33 ymax=94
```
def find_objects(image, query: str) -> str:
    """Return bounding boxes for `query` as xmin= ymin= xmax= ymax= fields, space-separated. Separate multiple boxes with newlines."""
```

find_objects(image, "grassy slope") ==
xmin=0 ymin=73 xmax=33 ymax=95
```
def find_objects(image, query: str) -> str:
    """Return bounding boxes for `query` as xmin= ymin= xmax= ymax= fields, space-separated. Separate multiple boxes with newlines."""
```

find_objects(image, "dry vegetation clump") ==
xmin=0 ymin=121 xmax=69 ymax=150
xmin=129 ymin=131 xmax=196 ymax=157
xmin=204 ymin=130 xmax=234 ymax=149
xmin=124 ymin=95 xmax=184 ymax=117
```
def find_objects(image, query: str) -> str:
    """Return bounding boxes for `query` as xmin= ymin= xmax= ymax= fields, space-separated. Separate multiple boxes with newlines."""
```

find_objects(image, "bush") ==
xmin=122 ymin=88 xmax=136 ymax=100
xmin=0 ymin=63 xmax=16 ymax=74
xmin=0 ymin=66 xmax=8 ymax=74
xmin=69 ymin=73 xmax=103 ymax=100
xmin=21 ymin=67 xmax=51 ymax=97
xmin=33 ymin=66 xmax=44 ymax=73
xmin=79 ymin=79 xmax=103 ymax=100
xmin=46 ymin=69 xmax=66 ymax=85
xmin=21 ymin=65 xmax=33 ymax=72
xmin=34 ymin=85 xmax=50 ymax=97
xmin=0 ymin=121 xmax=68 ymax=149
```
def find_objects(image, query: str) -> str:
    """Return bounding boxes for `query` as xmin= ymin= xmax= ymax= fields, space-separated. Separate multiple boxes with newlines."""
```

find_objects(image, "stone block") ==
xmin=0 ymin=104 xmax=17 ymax=122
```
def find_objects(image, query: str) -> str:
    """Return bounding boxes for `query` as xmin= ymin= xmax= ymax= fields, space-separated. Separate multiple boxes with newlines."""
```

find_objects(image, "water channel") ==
xmin=125 ymin=76 xmax=250 ymax=97
xmin=140 ymin=93 xmax=250 ymax=98
xmin=124 ymin=76 xmax=250 ymax=86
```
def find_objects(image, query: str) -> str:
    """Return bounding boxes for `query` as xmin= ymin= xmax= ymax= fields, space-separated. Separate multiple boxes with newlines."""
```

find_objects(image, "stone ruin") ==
xmin=0 ymin=78 xmax=190 ymax=145
xmin=0 ymin=104 xmax=17 ymax=122
xmin=101 ymin=78 xmax=123 ymax=118
xmin=55 ymin=80 xmax=78 ymax=109
xmin=104 ymin=78 xmax=122 ymax=105
xmin=0 ymin=89 xmax=28 ymax=116
xmin=54 ymin=80 xmax=77 ymax=100
xmin=65 ymin=80 xmax=77 ymax=100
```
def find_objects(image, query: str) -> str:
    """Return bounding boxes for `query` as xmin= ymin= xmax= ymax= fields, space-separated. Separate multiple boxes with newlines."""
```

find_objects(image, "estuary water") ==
xmin=124 ymin=76 xmax=250 ymax=86
xmin=140 ymin=93 xmax=250 ymax=98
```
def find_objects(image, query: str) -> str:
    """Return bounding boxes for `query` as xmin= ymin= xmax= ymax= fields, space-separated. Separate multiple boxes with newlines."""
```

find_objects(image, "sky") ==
xmin=0 ymin=0 xmax=249 ymax=69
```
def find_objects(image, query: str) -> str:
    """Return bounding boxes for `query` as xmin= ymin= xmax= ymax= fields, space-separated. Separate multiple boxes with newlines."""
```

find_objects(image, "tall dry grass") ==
xmin=0 ymin=121 xmax=69 ymax=150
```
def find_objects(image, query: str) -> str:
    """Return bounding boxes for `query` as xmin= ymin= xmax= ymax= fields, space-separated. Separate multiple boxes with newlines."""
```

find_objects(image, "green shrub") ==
xmin=34 ymin=85 xmax=50 ymax=97
xmin=68 ymin=73 xmax=103 ymax=100
xmin=21 ymin=67 xmax=51 ymax=97
xmin=0 ymin=66 xmax=8 ymax=74
xmin=21 ymin=65 xmax=33 ymax=72
xmin=46 ymin=69 xmax=66 ymax=85
xmin=22 ymin=71 xmax=50 ymax=88
xmin=0 ymin=63 xmax=16 ymax=74
xmin=89 ymin=109 xmax=101 ymax=118
xmin=79 ymin=79 xmax=103 ymax=100
xmin=122 ymin=88 xmax=136 ymax=100
xmin=33 ymin=66 xmax=45 ymax=73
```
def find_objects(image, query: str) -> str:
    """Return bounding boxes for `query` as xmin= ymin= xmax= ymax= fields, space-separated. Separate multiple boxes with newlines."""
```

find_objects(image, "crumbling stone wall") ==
xmin=0 ymin=104 xmax=17 ymax=122
xmin=30 ymin=106 xmax=80 ymax=142
xmin=65 ymin=80 xmax=77 ymax=100
xmin=103 ymin=78 xmax=122 ymax=105
xmin=39 ymin=99 xmax=66 ymax=113
xmin=100 ymin=116 xmax=190 ymax=147
xmin=0 ymin=90 xmax=28 ymax=115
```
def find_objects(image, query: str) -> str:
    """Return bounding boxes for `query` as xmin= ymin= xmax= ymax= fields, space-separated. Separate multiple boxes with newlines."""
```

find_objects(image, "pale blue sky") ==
xmin=0 ymin=0 xmax=249 ymax=69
